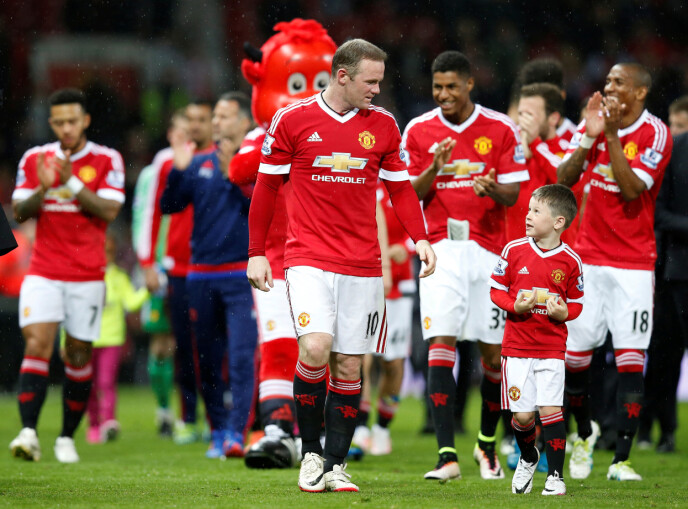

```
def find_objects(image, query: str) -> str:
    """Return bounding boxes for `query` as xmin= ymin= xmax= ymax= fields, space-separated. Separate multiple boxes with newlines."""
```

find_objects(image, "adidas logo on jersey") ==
xmin=518 ymin=266 xmax=529 ymax=274
xmin=307 ymin=132 xmax=323 ymax=142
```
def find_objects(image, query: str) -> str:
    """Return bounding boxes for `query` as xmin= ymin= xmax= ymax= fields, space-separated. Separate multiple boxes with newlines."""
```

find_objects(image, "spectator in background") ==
xmin=668 ymin=95 xmax=688 ymax=136
xmin=161 ymin=92 xmax=257 ymax=460
xmin=638 ymin=113 xmax=688 ymax=453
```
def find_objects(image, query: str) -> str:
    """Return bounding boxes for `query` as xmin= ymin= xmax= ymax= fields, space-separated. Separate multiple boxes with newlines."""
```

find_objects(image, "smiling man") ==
xmin=401 ymin=50 xmax=529 ymax=482
xmin=247 ymin=38 xmax=435 ymax=493
xmin=558 ymin=62 xmax=673 ymax=481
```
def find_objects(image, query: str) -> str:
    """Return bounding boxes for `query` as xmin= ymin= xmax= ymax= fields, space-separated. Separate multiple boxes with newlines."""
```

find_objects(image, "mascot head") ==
xmin=242 ymin=19 xmax=337 ymax=128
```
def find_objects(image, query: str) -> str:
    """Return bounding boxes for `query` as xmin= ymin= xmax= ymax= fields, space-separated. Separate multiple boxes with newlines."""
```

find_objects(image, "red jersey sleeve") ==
xmin=13 ymin=150 xmax=41 ymax=202
xmin=528 ymin=137 xmax=561 ymax=185
xmin=565 ymin=260 xmax=584 ymax=313
xmin=259 ymin=109 xmax=295 ymax=173
xmin=489 ymin=246 xmax=515 ymax=312
xmin=495 ymin=120 xmax=528 ymax=184
xmin=228 ymin=128 xmax=264 ymax=185
xmin=378 ymin=118 xmax=408 ymax=180
xmin=95 ymin=148 xmax=126 ymax=203
xmin=248 ymin=173 xmax=284 ymax=257
xmin=628 ymin=127 xmax=672 ymax=190
xmin=400 ymin=124 xmax=425 ymax=178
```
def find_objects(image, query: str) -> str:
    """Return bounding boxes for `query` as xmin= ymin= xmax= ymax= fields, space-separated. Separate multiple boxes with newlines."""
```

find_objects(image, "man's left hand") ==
xmin=416 ymin=239 xmax=436 ymax=278
xmin=473 ymin=168 xmax=497 ymax=197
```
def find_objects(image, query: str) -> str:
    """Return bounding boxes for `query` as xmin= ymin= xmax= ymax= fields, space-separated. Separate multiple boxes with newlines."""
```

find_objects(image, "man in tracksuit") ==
xmin=161 ymin=92 xmax=257 ymax=458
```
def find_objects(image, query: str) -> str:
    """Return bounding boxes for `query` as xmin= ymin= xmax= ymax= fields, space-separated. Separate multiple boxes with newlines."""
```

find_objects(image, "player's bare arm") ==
xmin=12 ymin=152 xmax=54 ymax=222
xmin=411 ymin=137 xmax=456 ymax=199
xmin=49 ymin=152 xmax=121 ymax=222
xmin=557 ymin=92 xmax=607 ymax=187
xmin=546 ymin=296 xmax=568 ymax=321
xmin=472 ymin=168 xmax=519 ymax=206
xmin=415 ymin=239 xmax=436 ymax=278
xmin=73 ymin=190 xmax=122 ymax=223
xmin=601 ymin=96 xmax=647 ymax=202
xmin=513 ymin=289 xmax=537 ymax=314
xmin=247 ymin=255 xmax=273 ymax=292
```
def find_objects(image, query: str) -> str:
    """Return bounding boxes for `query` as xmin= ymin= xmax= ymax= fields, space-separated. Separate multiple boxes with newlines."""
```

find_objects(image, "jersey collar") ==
xmin=618 ymin=109 xmax=649 ymax=138
xmin=437 ymin=104 xmax=481 ymax=133
xmin=316 ymin=92 xmax=359 ymax=123
xmin=528 ymin=236 xmax=566 ymax=258
xmin=55 ymin=140 xmax=93 ymax=162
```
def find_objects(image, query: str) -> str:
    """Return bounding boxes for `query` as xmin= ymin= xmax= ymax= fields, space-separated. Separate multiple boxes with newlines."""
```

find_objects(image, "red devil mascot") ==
xmin=231 ymin=19 xmax=336 ymax=469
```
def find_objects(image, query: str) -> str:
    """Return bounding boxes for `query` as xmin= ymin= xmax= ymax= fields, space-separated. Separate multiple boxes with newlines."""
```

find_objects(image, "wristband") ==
xmin=66 ymin=176 xmax=84 ymax=195
xmin=579 ymin=134 xmax=596 ymax=149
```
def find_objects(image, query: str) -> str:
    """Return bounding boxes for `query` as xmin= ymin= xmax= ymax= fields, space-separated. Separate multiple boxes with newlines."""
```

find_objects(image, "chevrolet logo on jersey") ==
xmin=438 ymin=159 xmax=486 ymax=178
xmin=593 ymin=163 xmax=615 ymax=182
xmin=313 ymin=153 xmax=368 ymax=173
xmin=517 ymin=287 xmax=560 ymax=307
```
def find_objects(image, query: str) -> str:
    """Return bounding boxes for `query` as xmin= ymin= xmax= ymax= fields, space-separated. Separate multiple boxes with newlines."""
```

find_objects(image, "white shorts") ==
xmin=501 ymin=356 xmax=565 ymax=412
xmin=419 ymin=240 xmax=504 ymax=343
xmin=567 ymin=264 xmax=654 ymax=352
xmin=376 ymin=296 xmax=413 ymax=361
xmin=19 ymin=275 xmax=106 ymax=341
xmin=285 ymin=266 xmax=386 ymax=355
xmin=253 ymin=279 xmax=297 ymax=343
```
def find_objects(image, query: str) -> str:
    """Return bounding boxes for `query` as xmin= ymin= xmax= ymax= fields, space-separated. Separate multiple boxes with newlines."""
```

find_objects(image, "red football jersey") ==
xmin=258 ymin=93 xmax=412 ymax=277
xmin=506 ymin=135 xmax=566 ymax=242
xmin=490 ymin=237 xmax=584 ymax=360
xmin=13 ymin=141 xmax=125 ymax=281
xmin=564 ymin=110 xmax=672 ymax=270
xmin=556 ymin=117 xmax=578 ymax=143
xmin=377 ymin=184 xmax=414 ymax=300
xmin=402 ymin=105 xmax=529 ymax=253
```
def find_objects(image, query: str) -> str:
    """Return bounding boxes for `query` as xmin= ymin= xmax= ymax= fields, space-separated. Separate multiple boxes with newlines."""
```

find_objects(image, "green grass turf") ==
xmin=0 ymin=386 xmax=686 ymax=508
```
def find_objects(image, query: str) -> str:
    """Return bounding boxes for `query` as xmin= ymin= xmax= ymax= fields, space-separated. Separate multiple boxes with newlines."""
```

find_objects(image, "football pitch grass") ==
xmin=0 ymin=386 xmax=686 ymax=508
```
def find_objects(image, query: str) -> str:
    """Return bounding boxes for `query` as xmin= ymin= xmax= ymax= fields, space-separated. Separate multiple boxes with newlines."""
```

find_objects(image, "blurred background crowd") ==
xmin=1 ymin=0 xmax=687 ymax=392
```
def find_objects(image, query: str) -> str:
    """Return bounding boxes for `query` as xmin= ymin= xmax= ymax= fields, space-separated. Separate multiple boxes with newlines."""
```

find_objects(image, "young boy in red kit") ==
xmin=489 ymin=184 xmax=583 ymax=495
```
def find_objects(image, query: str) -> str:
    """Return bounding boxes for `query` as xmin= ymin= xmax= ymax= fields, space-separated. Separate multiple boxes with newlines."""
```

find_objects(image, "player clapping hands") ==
xmin=513 ymin=289 xmax=568 ymax=321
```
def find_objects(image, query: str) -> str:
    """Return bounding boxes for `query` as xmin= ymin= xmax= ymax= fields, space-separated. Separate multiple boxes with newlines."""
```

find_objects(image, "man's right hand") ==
xmin=36 ymin=152 xmax=56 ymax=191
xmin=247 ymin=256 xmax=273 ymax=292
xmin=143 ymin=266 xmax=161 ymax=293
xmin=171 ymin=132 xmax=197 ymax=171
xmin=514 ymin=289 xmax=537 ymax=314
xmin=583 ymin=91 xmax=606 ymax=139
xmin=432 ymin=137 xmax=457 ymax=173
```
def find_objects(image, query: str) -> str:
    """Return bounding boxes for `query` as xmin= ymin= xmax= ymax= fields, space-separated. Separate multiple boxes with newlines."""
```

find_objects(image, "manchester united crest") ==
xmin=78 ymin=165 xmax=97 ymax=183
xmin=358 ymin=130 xmax=376 ymax=149
xmin=550 ymin=268 xmax=566 ymax=283
xmin=474 ymin=136 xmax=493 ymax=155
xmin=508 ymin=386 xmax=521 ymax=402
xmin=423 ymin=316 xmax=432 ymax=330
xmin=623 ymin=141 xmax=638 ymax=160
xmin=298 ymin=312 xmax=310 ymax=328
